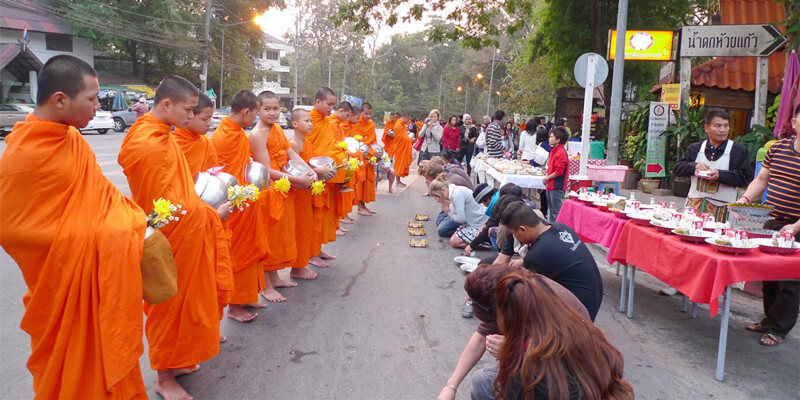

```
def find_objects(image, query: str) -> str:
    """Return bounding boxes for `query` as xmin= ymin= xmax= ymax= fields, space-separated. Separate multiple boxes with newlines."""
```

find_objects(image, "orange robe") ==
xmin=0 ymin=114 xmax=147 ymax=399
xmin=291 ymin=141 xmax=323 ymax=265
xmin=119 ymin=113 xmax=232 ymax=371
xmin=329 ymin=114 xmax=356 ymax=217
xmin=382 ymin=117 xmax=397 ymax=157
xmin=306 ymin=109 xmax=348 ymax=243
xmin=415 ymin=121 xmax=423 ymax=135
xmin=210 ymin=116 xmax=283 ymax=303
xmin=353 ymin=118 xmax=377 ymax=203
xmin=171 ymin=127 xmax=219 ymax=174
xmin=393 ymin=119 xmax=413 ymax=177
xmin=262 ymin=124 xmax=298 ymax=271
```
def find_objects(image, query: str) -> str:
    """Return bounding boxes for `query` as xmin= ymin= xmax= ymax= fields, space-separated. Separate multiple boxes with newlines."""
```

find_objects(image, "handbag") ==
xmin=140 ymin=227 xmax=178 ymax=304
xmin=413 ymin=135 xmax=424 ymax=151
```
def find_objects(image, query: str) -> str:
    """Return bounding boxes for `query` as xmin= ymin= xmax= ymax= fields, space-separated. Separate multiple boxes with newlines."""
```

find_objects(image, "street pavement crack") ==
xmin=340 ymin=242 xmax=380 ymax=297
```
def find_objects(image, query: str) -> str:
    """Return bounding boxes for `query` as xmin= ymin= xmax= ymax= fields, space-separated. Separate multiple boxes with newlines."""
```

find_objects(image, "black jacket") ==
xmin=673 ymin=140 xmax=753 ymax=187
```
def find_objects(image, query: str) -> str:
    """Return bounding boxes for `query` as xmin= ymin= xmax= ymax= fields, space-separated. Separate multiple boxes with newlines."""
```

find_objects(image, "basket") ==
xmin=726 ymin=204 xmax=774 ymax=233
xmin=587 ymin=165 xmax=628 ymax=182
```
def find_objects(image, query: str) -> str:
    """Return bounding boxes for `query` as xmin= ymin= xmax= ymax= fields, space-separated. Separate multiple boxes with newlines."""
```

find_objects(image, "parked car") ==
xmin=278 ymin=112 xmax=288 ymax=129
xmin=0 ymin=104 xmax=33 ymax=136
xmin=210 ymin=108 xmax=230 ymax=132
xmin=81 ymin=111 xmax=114 ymax=134
xmin=112 ymin=109 xmax=138 ymax=132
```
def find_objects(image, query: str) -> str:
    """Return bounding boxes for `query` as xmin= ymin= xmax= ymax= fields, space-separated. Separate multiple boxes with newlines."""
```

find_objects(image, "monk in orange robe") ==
xmin=415 ymin=119 xmax=423 ymax=134
xmin=346 ymin=106 xmax=368 ymax=210
xmin=288 ymin=108 xmax=327 ymax=268
xmin=0 ymin=56 xmax=148 ymax=400
xmin=354 ymin=102 xmax=379 ymax=214
xmin=211 ymin=90 xmax=283 ymax=323
xmin=329 ymin=101 xmax=356 ymax=229
xmin=304 ymin=87 xmax=347 ymax=264
xmin=171 ymin=94 xmax=219 ymax=174
xmin=393 ymin=113 xmax=413 ymax=187
xmin=382 ymin=111 xmax=398 ymax=159
xmin=251 ymin=91 xmax=319 ymax=302
xmin=119 ymin=76 xmax=234 ymax=400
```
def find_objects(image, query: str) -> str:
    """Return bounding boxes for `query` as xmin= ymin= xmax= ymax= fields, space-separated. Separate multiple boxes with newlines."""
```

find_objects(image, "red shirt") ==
xmin=442 ymin=125 xmax=461 ymax=151
xmin=546 ymin=143 xmax=569 ymax=191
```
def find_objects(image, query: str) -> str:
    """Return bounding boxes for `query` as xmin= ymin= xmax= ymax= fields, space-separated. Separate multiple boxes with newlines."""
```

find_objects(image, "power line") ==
xmin=74 ymin=0 xmax=202 ymax=26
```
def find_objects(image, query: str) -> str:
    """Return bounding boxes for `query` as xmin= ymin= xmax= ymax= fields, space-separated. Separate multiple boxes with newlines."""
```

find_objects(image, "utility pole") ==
xmin=464 ymin=86 xmax=469 ymax=114
xmin=201 ymin=0 xmax=212 ymax=93
xmin=606 ymin=0 xmax=629 ymax=164
xmin=219 ymin=27 xmax=225 ymax=107
xmin=437 ymin=73 xmax=443 ymax=111
xmin=486 ymin=49 xmax=497 ymax=116
xmin=327 ymin=58 xmax=332 ymax=88
xmin=341 ymin=51 xmax=349 ymax=97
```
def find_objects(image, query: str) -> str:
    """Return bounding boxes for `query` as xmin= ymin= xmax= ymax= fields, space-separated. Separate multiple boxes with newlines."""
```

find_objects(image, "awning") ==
xmin=205 ymin=89 xmax=217 ymax=99
xmin=100 ymin=85 xmax=146 ymax=94
xmin=124 ymin=85 xmax=155 ymax=98
xmin=0 ymin=43 xmax=43 ymax=81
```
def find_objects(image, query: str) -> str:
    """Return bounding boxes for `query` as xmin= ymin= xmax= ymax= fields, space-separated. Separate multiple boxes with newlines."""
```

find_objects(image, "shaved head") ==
xmin=194 ymin=93 xmax=214 ymax=114
xmin=36 ymin=55 xmax=97 ymax=105
xmin=315 ymin=87 xmax=336 ymax=101
xmin=362 ymin=102 xmax=373 ymax=110
xmin=337 ymin=101 xmax=353 ymax=113
xmin=230 ymin=90 xmax=259 ymax=113
xmin=257 ymin=90 xmax=279 ymax=103
xmin=291 ymin=108 xmax=309 ymax=122
xmin=154 ymin=75 xmax=198 ymax=105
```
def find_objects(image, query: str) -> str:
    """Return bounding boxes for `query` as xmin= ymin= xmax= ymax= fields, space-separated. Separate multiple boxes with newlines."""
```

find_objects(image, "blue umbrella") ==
xmin=112 ymin=91 xmax=128 ymax=111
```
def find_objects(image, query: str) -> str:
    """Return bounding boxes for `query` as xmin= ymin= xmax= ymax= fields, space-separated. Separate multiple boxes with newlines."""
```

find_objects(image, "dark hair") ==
xmin=493 ymin=110 xmax=505 ymax=121
xmin=36 ymin=55 xmax=97 ymax=105
xmin=257 ymin=90 xmax=279 ymax=103
xmin=464 ymin=264 xmax=530 ymax=324
xmin=230 ymin=90 xmax=259 ymax=112
xmin=291 ymin=108 xmax=309 ymax=122
xmin=448 ymin=115 xmax=459 ymax=126
xmin=535 ymin=125 xmax=548 ymax=144
xmin=315 ymin=87 xmax=335 ymax=101
xmin=525 ymin=118 xmax=537 ymax=135
xmin=500 ymin=201 xmax=546 ymax=230
xmin=704 ymin=108 xmax=731 ymax=125
xmin=193 ymin=94 xmax=215 ymax=114
xmin=351 ymin=106 xmax=361 ymax=115
xmin=337 ymin=101 xmax=353 ymax=112
xmin=499 ymin=183 xmax=523 ymax=197
xmin=554 ymin=117 xmax=566 ymax=126
xmin=362 ymin=102 xmax=373 ymax=110
xmin=442 ymin=149 xmax=460 ymax=162
xmin=551 ymin=126 xmax=569 ymax=144
xmin=154 ymin=75 xmax=198 ymax=105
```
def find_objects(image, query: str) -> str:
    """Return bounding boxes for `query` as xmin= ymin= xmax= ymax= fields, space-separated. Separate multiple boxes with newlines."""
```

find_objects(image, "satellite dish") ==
xmin=573 ymin=52 xmax=608 ymax=88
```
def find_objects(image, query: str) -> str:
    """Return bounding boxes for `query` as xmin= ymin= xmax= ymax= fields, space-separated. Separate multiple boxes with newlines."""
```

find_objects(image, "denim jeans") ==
xmin=546 ymin=189 xmax=564 ymax=223
xmin=470 ymin=362 xmax=499 ymax=400
xmin=436 ymin=211 xmax=460 ymax=237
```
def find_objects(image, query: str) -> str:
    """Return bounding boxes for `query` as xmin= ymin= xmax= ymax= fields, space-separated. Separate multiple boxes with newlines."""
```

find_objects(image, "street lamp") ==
xmin=219 ymin=13 xmax=265 ymax=107
xmin=475 ymin=73 xmax=484 ymax=80
xmin=456 ymin=86 xmax=463 ymax=92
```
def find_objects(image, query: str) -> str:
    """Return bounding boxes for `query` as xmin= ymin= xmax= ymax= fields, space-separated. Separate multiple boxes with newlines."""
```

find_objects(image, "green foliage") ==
xmin=734 ymin=125 xmax=772 ymax=163
xmin=766 ymin=94 xmax=781 ymax=130
xmin=625 ymin=132 xmax=648 ymax=175
xmin=627 ymin=102 xmax=651 ymax=134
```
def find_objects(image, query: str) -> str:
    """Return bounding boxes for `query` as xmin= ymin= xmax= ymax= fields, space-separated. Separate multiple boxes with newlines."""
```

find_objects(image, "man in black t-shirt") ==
xmin=500 ymin=201 xmax=603 ymax=320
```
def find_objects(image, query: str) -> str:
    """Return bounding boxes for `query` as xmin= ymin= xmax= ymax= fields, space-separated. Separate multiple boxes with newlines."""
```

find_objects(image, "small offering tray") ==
xmin=409 ymin=238 xmax=428 ymax=248
xmin=751 ymin=238 xmax=800 ymax=255
xmin=415 ymin=214 xmax=430 ymax=221
xmin=704 ymin=237 xmax=758 ymax=255
xmin=672 ymin=229 xmax=713 ymax=243
xmin=408 ymin=228 xmax=426 ymax=236
xmin=408 ymin=221 xmax=424 ymax=228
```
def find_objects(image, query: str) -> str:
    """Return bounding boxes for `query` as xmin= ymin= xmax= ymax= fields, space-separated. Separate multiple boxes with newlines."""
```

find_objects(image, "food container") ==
xmin=752 ymin=238 xmax=800 ymax=255
xmin=194 ymin=172 xmax=228 ymax=209
xmin=308 ymin=156 xmax=336 ymax=172
xmin=215 ymin=172 xmax=239 ymax=188
xmin=627 ymin=212 xmax=651 ymax=225
xmin=283 ymin=160 xmax=312 ymax=177
xmin=587 ymin=165 xmax=628 ymax=182
xmin=704 ymin=237 xmax=758 ymax=255
xmin=650 ymin=219 xmax=675 ymax=233
xmin=359 ymin=143 xmax=370 ymax=156
xmin=244 ymin=161 xmax=270 ymax=189
xmin=343 ymin=137 xmax=360 ymax=153
xmin=672 ymin=229 xmax=713 ymax=243
xmin=415 ymin=214 xmax=430 ymax=221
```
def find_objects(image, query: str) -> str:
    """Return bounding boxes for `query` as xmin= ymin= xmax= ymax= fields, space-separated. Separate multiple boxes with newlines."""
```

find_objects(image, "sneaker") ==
xmin=659 ymin=287 xmax=678 ymax=296
xmin=462 ymin=300 xmax=474 ymax=318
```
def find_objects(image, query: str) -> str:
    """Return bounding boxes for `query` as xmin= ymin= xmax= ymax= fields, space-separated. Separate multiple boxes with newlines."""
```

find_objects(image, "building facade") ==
xmin=253 ymin=32 xmax=293 ymax=108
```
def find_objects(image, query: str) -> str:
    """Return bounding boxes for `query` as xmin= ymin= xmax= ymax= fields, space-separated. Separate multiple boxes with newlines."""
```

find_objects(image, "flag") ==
xmin=22 ymin=27 xmax=29 ymax=43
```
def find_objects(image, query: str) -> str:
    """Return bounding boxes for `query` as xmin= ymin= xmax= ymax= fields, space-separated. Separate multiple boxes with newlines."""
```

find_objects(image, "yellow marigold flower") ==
xmin=152 ymin=198 xmax=172 ymax=216
xmin=273 ymin=177 xmax=291 ymax=194
xmin=337 ymin=141 xmax=348 ymax=150
xmin=311 ymin=180 xmax=325 ymax=195
xmin=354 ymin=134 xmax=363 ymax=141
xmin=347 ymin=158 xmax=359 ymax=171
xmin=370 ymin=156 xmax=377 ymax=164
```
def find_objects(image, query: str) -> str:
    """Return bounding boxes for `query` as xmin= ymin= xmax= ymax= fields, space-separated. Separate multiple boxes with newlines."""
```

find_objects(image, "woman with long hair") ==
xmin=494 ymin=271 xmax=634 ymax=400
xmin=429 ymin=174 xmax=488 ymax=248
xmin=418 ymin=109 xmax=444 ymax=164
xmin=517 ymin=118 xmax=539 ymax=162
xmin=442 ymin=115 xmax=462 ymax=153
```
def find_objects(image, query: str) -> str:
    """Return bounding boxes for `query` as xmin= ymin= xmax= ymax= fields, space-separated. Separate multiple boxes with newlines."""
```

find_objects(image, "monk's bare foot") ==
xmin=259 ymin=287 xmax=286 ymax=302
xmin=273 ymin=278 xmax=298 ymax=288
xmin=338 ymin=226 xmax=349 ymax=233
xmin=227 ymin=305 xmax=258 ymax=323
xmin=172 ymin=365 xmax=199 ymax=377
xmin=396 ymin=182 xmax=407 ymax=188
xmin=220 ymin=335 xmax=227 ymax=343
xmin=319 ymin=251 xmax=336 ymax=260
xmin=357 ymin=210 xmax=371 ymax=216
xmin=291 ymin=268 xmax=318 ymax=280
xmin=336 ymin=229 xmax=347 ymax=236
xmin=309 ymin=257 xmax=329 ymax=268
xmin=156 ymin=370 xmax=193 ymax=400
xmin=244 ymin=301 xmax=268 ymax=308
xmin=342 ymin=216 xmax=355 ymax=223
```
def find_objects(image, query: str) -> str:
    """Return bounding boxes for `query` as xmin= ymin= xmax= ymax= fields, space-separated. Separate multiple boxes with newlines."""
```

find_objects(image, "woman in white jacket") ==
xmin=429 ymin=174 xmax=488 ymax=249
xmin=418 ymin=109 xmax=444 ymax=164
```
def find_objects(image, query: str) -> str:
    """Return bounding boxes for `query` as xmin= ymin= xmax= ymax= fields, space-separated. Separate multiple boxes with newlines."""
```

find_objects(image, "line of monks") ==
xmin=0 ymin=55 xmax=412 ymax=400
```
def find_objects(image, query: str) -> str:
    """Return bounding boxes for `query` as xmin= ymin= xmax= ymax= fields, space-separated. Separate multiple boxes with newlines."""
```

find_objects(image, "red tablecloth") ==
xmin=611 ymin=223 xmax=800 ymax=316
xmin=556 ymin=199 xmax=630 ymax=265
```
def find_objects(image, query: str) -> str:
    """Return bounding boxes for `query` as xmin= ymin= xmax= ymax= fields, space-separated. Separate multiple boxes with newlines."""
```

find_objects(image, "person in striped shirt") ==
xmin=485 ymin=110 xmax=506 ymax=158
xmin=736 ymin=104 xmax=800 ymax=347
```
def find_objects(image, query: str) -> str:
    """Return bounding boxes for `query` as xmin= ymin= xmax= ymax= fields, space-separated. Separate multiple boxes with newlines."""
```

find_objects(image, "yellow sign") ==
xmin=660 ymin=83 xmax=681 ymax=109
xmin=608 ymin=30 xmax=675 ymax=61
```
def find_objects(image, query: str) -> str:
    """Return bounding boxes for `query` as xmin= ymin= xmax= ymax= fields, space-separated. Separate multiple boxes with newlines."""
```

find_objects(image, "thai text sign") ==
xmin=645 ymin=102 xmax=669 ymax=178
xmin=680 ymin=24 xmax=785 ymax=57
xmin=608 ymin=30 xmax=675 ymax=61
xmin=660 ymin=83 xmax=680 ymax=110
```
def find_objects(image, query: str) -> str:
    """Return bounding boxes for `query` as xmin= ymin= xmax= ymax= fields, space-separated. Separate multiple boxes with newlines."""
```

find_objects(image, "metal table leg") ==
xmin=715 ymin=286 xmax=732 ymax=381
xmin=615 ymin=261 xmax=620 ymax=276
xmin=692 ymin=302 xmax=698 ymax=319
xmin=619 ymin=264 xmax=628 ymax=313
xmin=627 ymin=266 xmax=636 ymax=319
xmin=682 ymin=295 xmax=687 ymax=312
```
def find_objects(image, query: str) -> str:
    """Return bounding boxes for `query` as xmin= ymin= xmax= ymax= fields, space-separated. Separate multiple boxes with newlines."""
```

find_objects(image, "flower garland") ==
xmin=147 ymin=198 xmax=184 ymax=228
xmin=346 ymin=157 xmax=360 ymax=171
xmin=311 ymin=180 xmax=325 ymax=195
xmin=272 ymin=177 xmax=291 ymax=194
xmin=228 ymin=184 xmax=260 ymax=211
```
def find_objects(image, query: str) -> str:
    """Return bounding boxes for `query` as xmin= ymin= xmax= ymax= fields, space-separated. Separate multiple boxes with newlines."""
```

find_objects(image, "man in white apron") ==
xmin=674 ymin=109 xmax=753 ymax=222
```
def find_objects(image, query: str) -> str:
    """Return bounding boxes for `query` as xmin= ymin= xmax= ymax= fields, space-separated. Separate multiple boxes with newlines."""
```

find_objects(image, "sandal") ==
xmin=758 ymin=333 xmax=783 ymax=347
xmin=746 ymin=321 xmax=769 ymax=333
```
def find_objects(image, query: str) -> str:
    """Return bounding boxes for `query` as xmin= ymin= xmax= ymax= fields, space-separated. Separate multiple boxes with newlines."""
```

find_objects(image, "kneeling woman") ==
xmin=429 ymin=174 xmax=488 ymax=249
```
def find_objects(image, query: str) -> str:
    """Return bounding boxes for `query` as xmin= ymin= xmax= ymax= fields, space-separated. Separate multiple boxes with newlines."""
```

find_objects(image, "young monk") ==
xmin=393 ymin=112 xmax=414 ymax=188
xmin=382 ymin=111 xmax=398 ymax=159
xmin=211 ymin=90 xmax=283 ymax=322
xmin=118 ymin=75 xmax=233 ymax=400
xmin=171 ymin=94 xmax=219 ymax=174
xmin=251 ymin=91 xmax=318 ymax=302
xmin=0 ymin=55 xmax=148 ymax=399
xmin=354 ymin=102 xmax=379 ymax=213
xmin=288 ymin=108 xmax=328 ymax=269
xmin=346 ymin=106 xmax=368 ymax=213
xmin=303 ymin=87 xmax=348 ymax=265
xmin=329 ymin=101 xmax=356 ymax=231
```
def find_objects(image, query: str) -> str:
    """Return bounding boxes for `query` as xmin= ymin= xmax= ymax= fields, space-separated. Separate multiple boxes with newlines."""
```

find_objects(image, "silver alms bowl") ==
xmin=194 ymin=172 xmax=228 ymax=209
xmin=244 ymin=161 xmax=270 ymax=189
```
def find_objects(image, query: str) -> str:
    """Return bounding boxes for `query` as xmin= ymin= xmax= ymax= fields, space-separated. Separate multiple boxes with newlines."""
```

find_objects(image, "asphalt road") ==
xmin=1 ymin=129 xmax=799 ymax=399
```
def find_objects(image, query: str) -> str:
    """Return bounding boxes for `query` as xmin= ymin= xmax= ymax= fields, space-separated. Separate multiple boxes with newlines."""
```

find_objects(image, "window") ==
xmin=45 ymin=34 xmax=73 ymax=52
xmin=263 ymin=50 xmax=279 ymax=60
xmin=264 ymin=73 xmax=278 ymax=83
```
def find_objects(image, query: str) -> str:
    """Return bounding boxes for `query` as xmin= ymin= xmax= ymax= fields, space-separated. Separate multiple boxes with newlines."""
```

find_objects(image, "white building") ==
xmin=0 ymin=2 xmax=95 ymax=103
xmin=253 ymin=32 xmax=293 ymax=106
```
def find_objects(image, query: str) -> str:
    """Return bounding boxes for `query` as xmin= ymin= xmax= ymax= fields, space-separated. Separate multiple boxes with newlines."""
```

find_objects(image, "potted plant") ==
xmin=661 ymin=105 xmax=707 ymax=197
